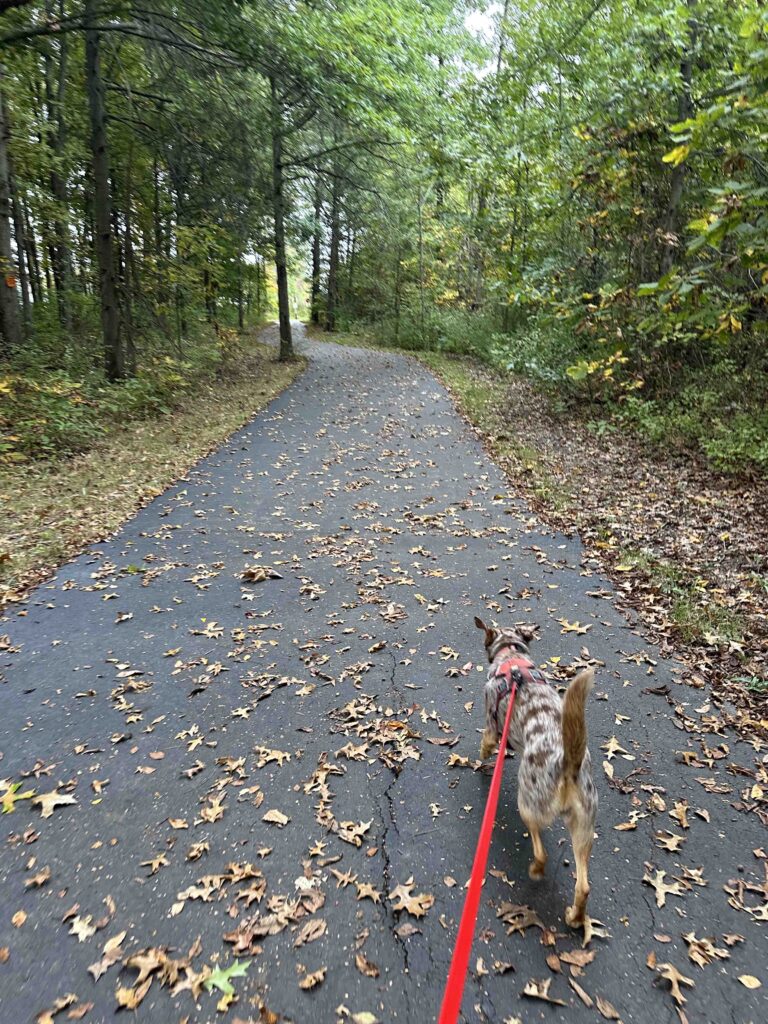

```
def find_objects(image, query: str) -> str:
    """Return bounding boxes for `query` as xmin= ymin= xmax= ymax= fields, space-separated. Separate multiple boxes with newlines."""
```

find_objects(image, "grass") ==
xmin=619 ymin=549 xmax=745 ymax=644
xmin=303 ymin=323 xmax=382 ymax=349
xmin=0 ymin=334 xmax=304 ymax=603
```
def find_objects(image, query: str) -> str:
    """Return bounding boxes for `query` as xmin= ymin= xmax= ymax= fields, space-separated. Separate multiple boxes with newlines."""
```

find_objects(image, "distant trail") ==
xmin=0 ymin=324 xmax=764 ymax=1023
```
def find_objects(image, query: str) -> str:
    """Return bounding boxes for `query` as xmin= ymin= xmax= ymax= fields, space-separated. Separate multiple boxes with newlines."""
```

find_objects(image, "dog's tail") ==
xmin=561 ymin=668 xmax=594 ymax=783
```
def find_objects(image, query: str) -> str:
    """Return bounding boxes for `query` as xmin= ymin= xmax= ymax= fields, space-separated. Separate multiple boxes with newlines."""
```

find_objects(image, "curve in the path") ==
xmin=1 ymin=324 xmax=765 ymax=1024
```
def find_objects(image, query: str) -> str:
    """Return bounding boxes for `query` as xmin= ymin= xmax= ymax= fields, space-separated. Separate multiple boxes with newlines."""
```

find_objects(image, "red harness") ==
xmin=491 ymin=654 xmax=546 ymax=729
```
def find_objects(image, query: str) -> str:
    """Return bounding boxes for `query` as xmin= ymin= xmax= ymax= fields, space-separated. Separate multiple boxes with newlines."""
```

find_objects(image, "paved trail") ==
xmin=1 ymin=325 xmax=765 ymax=1024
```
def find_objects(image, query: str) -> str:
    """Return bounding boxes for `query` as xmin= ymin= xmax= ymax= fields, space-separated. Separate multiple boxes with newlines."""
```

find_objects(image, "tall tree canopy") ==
xmin=2 ymin=1 xmax=767 ymax=470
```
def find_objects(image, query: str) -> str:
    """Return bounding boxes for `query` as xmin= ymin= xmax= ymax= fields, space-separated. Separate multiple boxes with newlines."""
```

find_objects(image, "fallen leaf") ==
xmin=262 ymin=809 xmax=289 ymax=828
xmin=522 ymin=978 xmax=566 ymax=1005
xmin=88 ymin=931 xmax=127 ymax=980
xmin=738 ymin=975 xmax=761 ymax=989
xmin=241 ymin=565 xmax=282 ymax=583
xmin=298 ymin=966 xmax=326 ymax=990
xmin=355 ymin=953 xmax=380 ymax=978
xmin=655 ymin=962 xmax=694 ymax=1005
xmin=36 ymin=994 xmax=77 ymax=1024
xmin=643 ymin=866 xmax=686 ymax=908
xmin=293 ymin=918 xmax=327 ymax=947
xmin=388 ymin=877 xmax=434 ymax=918
xmin=33 ymin=791 xmax=78 ymax=819
xmin=596 ymin=995 xmax=621 ymax=1020
xmin=204 ymin=959 xmax=249 ymax=996
xmin=25 ymin=866 xmax=51 ymax=888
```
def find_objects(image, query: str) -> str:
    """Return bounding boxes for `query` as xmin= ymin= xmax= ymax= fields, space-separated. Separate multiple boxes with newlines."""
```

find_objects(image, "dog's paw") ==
xmin=479 ymin=739 xmax=496 ymax=761
xmin=529 ymin=860 xmax=546 ymax=881
xmin=565 ymin=904 xmax=585 ymax=928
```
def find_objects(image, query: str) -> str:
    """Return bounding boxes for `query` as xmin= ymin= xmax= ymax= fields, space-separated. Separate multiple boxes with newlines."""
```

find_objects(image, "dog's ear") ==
xmin=518 ymin=623 xmax=538 ymax=643
xmin=474 ymin=616 xmax=495 ymax=648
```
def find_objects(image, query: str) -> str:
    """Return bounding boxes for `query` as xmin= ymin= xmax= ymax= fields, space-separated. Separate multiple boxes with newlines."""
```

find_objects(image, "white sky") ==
xmin=464 ymin=3 xmax=501 ymax=42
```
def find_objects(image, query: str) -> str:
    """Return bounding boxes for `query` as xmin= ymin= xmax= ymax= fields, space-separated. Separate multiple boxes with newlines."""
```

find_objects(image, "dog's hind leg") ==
xmin=519 ymin=801 xmax=547 ymax=879
xmin=564 ymin=806 xmax=593 ymax=926
xmin=479 ymin=728 xmax=498 ymax=761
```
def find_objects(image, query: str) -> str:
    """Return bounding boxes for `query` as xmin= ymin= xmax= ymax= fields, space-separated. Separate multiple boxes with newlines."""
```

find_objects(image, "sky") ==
xmin=464 ymin=2 xmax=502 ymax=42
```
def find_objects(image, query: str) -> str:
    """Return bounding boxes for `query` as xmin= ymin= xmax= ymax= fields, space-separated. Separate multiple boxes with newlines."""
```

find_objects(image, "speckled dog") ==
xmin=475 ymin=617 xmax=598 ymax=927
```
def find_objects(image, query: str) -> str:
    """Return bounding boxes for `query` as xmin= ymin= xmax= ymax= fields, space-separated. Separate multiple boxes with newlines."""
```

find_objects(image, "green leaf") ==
xmin=204 ymin=959 xmax=249 ymax=996
xmin=637 ymin=282 xmax=660 ymax=296
xmin=1 ymin=781 xmax=36 ymax=814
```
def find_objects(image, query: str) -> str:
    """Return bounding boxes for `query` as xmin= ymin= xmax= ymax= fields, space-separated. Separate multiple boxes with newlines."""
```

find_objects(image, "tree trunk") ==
xmin=417 ymin=187 xmax=426 ymax=340
xmin=237 ymin=254 xmax=244 ymax=330
xmin=8 ymin=152 xmax=30 ymax=332
xmin=257 ymin=256 xmax=264 ymax=315
xmin=85 ymin=0 xmax=123 ymax=381
xmin=0 ymin=70 xmax=23 ymax=355
xmin=661 ymin=0 xmax=696 ymax=275
xmin=347 ymin=226 xmax=356 ymax=298
xmin=326 ymin=172 xmax=341 ymax=332
xmin=269 ymin=76 xmax=293 ymax=360
xmin=44 ymin=3 xmax=72 ymax=330
xmin=123 ymin=141 xmax=136 ymax=374
xmin=23 ymin=199 xmax=41 ymax=303
xmin=310 ymin=174 xmax=322 ymax=324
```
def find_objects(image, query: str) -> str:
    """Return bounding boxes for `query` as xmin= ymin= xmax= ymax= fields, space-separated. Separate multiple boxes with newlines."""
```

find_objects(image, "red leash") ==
xmin=438 ymin=680 xmax=517 ymax=1024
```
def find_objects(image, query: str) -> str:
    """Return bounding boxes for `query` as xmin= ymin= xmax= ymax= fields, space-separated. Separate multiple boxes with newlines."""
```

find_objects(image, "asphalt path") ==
xmin=1 ymin=324 xmax=765 ymax=1024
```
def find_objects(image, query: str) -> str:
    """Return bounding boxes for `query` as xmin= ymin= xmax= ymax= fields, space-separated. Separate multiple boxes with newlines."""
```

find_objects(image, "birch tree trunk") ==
xmin=325 ymin=172 xmax=341 ymax=332
xmin=0 ymin=67 xmax=22 ymax=354
xmin=270 ymin=76 xmax=293 ymax=361
xmin=310 ymin=174 xmax=322 ymax=325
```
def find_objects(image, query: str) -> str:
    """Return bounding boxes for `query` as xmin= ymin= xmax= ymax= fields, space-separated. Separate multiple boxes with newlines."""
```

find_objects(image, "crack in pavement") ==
xmin=1 ymin=325 xmax=765 ymax=1023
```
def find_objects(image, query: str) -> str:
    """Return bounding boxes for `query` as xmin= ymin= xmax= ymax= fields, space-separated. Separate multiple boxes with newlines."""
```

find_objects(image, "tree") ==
xmin=0 ymin=67 xmax=22 ymax=354
xmin=85 ymin=0 xmax=122 ymax=380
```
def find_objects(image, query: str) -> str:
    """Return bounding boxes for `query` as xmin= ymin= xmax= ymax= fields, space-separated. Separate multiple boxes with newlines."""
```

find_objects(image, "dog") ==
xmin=474 ymin=617 xmax=598 ymax=927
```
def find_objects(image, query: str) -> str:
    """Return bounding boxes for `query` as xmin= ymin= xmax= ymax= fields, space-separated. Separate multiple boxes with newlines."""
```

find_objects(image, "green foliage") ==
xmin=327 ymin=0 xmax=768 ymax=476
xmin=0 ymin=326 xmax=240 ymax=461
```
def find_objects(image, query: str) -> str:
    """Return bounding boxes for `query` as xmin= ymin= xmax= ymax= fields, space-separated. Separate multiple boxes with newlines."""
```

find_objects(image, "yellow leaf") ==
xmin=738 ymin=975 xmax=761 ymax=989
xmin=662 ymin=144 xmax=690 ymax=167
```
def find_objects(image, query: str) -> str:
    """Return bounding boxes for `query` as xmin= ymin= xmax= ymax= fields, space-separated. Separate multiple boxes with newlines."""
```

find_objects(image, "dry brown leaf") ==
xmin=670 ymin=801 xmax=689 ymax=829
xmin=582 ymin=915 xmax=611 ymax=947
xmin=115 ymin=977 xmax=152 ymax=1010
xmin=596 ymin=995 xmax=621 ymax=1020
xmin=569 ymin=977 xmax=594 ymax=1008
xmin=36 ymin=994 xmax=77 ymax=1024
xmin=643 ymin=867 xmax=685 ymax=908
xmin=66 ymin=1002 xmax=93 ymax=1020
xmin=262 ymin=809 xmax=289 ymax=828
xmin=88 ymin=930 xmax=127 ymax=980
xmin=25 ymin=866 xmax=51 ymax=888
xmin=522 ymin=978 xmax=566 ymax=1005
xmin=293 ymin=918 xmax=327 ymax=948
xmin=560 ymin=948 xmax=596 ymax=967
xmin=33 ymin=791 xmax=77 ymax=819
xmin=655 ymin=830 xmax=685 ymax=853
xmin=337 ymin=819 xmax=372 ymax=847
xmin=69 ymin=915 xmax=97 ymax=942
xmin=388 ymin=877 xmax=434 ymax=918
xmin=241 ymin=565 xmax=282 ymax=583
xmin=298 ymin=966 xmax=326 ymax=990
xmin=655 ymin=962 xmax=694 ymax=1005
xmin=355 ymin=953 xmax=380 ymax=978
xmin=355 ymin=882 xmax=381 ymax=903
xmin=682 ymin=932 xmax=729 ymax=968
